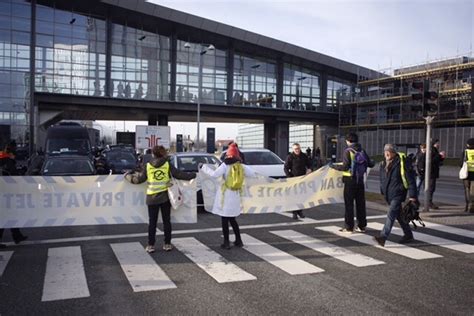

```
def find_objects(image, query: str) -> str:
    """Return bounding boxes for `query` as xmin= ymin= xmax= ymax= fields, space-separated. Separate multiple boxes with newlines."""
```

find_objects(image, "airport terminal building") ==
xmin=0 ymin=0 xmax=382 ymax=158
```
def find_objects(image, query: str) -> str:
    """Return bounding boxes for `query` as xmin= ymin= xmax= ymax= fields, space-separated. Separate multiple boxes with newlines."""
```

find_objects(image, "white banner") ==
xmin=199 ymin=165 xmax=344 ymax=214
xmin=0 ymin=175 xmax=196 ymax=228
xmin=135 ymin=125 xmax=171 ymax=149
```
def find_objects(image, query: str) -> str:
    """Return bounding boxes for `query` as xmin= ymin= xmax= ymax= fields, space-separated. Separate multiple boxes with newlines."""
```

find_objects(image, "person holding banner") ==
xmin=330 ymin=133 xmax=374 ymax=232
xmin=284 ymin=143 xmax=312 ymax=219
xmin=125 ymin=145 xmax=196 ymax=253
xmin=200 ymin=144 xmax=255 ymax=249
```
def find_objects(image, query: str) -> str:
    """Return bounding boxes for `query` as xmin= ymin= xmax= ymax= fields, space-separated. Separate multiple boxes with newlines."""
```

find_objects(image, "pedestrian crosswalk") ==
xmin=0 ymin=221 xmax=472 ymax=302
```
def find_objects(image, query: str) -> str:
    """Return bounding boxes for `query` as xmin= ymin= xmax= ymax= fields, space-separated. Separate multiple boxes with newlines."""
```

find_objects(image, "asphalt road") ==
xmin=367 ymin=172 xmax=465 ymax=206
xmin=1 ymin=205 xmax=473 ymax=315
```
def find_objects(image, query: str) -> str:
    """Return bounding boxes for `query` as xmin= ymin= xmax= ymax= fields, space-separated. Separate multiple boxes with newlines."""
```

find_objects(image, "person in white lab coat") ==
xmin=201 ymin=144 xmax=256 ymax=249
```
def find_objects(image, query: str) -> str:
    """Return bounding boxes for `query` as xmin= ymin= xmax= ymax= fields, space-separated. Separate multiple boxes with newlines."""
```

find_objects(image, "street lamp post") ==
xmin=185 ymin=42 xmax=214 ymax=151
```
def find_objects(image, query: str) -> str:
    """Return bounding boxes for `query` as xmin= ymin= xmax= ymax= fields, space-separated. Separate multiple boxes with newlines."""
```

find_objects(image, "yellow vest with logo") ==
xmin=398 ymin=153 xmax=409 ymax=190
xmin=466 ymin=149 xmax=474 ymax=172
xmin=146 ymin=162 xmax=170 ymax=195
xmin=342 ymin=150 xmax=356 ymax=177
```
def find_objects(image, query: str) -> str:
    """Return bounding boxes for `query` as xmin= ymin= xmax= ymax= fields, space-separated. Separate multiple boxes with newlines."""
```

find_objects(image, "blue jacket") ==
xmin=380 ymin=154 xmax=417 ymax=203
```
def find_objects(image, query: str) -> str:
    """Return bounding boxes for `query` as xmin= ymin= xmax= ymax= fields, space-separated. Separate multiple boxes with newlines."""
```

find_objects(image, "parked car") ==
xmin=40 ymin=155 xmax=96 ymax=176
xmin=221 ymin=148 xmax=286 ymax=178
xmin=101 ymin=149 xmax=139 ymax=174
xmin=169 ymin=152 xmax=221 ymax=212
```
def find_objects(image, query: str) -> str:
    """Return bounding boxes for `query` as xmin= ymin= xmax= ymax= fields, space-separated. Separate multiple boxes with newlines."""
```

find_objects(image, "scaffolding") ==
xmin=339 ymin=54 xmax=474 ymax=158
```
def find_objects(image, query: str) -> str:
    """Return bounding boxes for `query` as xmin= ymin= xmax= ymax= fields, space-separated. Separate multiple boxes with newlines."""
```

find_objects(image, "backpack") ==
xmin=349 ymin=149 xmax=368 ymax=183
xmin=223 ymin=162 xmax=244 ymax=191
xmin=400 ymin=200 xmax=425 ymax=229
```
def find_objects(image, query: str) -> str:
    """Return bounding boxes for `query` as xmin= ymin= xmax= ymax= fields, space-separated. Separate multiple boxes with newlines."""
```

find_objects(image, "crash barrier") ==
xmin=0 ymin=175 xmax=196 ymax=228
xmin=200 ymin=165 xmax=344 ymax=214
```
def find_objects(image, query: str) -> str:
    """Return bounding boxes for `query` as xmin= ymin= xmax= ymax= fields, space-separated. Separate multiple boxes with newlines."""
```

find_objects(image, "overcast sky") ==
xmin=101 ymin=0 xmax=473 ymax=141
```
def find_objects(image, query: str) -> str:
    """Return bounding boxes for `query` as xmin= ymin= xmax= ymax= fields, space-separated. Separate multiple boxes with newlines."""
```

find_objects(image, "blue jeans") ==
xmin=380 ymin=198 xmax=413 ymax=239
xmin=416 ymin=176 xmax=424 ymax=195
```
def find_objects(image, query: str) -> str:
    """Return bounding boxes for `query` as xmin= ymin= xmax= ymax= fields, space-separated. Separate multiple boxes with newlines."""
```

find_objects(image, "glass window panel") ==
xmin=12 ymin=3 xmax=30 ymax=19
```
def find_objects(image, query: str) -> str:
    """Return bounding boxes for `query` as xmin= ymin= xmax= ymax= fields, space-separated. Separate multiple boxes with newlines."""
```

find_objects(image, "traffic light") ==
xmin=410 ymin=81 xmax=424 ymax=112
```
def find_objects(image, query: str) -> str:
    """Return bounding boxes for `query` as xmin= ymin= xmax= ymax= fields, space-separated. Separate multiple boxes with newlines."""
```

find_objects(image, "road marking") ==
xmin=423 ymin=222 xmax=474 ymax=240
xmin=3 ymin=215 xmax=388 ymax=247
xmin=110 ymin=242 xmax=176 ymax=292
xmin=316 ymin=226 xmax=442 ymax=260
xmin=240 ymin=234 xmax=324 ymax=275
xmin=42 ymin=246 xmax=90 ymax=302
xmin=367 ymin=222 xmax=474 ymax=254
xmin=0 ymin=251 xmax=13 ymax=277
xmin=173 ymin=237 xmax=257 ymax=283
xmin=270 ymin=230 xmax=384 ymax=267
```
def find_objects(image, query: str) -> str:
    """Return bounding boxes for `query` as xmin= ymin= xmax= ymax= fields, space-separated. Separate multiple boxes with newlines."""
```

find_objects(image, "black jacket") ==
xmin=126 ymin=157 xmax=196 ymax=205
xmin=284 ymin=152 xmax=311 ymax=177
xmin=332 ymin=143 xmax=374 ymax=182
xmin=380 ymin=154 xmax=417 ymax=203
xmin=416 ymin=148 xmax=443 ymax=179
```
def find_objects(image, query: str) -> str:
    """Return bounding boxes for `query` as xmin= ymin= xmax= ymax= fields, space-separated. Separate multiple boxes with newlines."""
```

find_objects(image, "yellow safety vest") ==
xmin=466 ymin=149 xmax=474 ymax=172
xmin=398 ymin=153 xmax=409 ymax=190
xmin=342 ymin=150 xmax=356 ymax=177
xmin=146 ymin=162 xmax=170 ymax=195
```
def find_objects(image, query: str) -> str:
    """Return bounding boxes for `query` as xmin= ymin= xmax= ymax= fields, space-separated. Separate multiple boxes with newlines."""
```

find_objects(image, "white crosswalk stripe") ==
xmin=0 ymin=251 xmax=13 ymax=277
xmin=316 ymin=226 xmax=442 ymax=260
xmin=240 ymin=234 xmax=324 ymax=275
xmin=110 ymin=242 xmax=176 ymax=292
xmin=423 ymin=222 xmax=474 ymax=239
xmin=173 ymin=237 xmax=257 ymax=283
xmin=42 ymin=246 xmax=90 ymax=302
xmin=367 ymin=222 xmax=474 ymax=254
xmin=270 ymin=230 xmax=385 ymax=267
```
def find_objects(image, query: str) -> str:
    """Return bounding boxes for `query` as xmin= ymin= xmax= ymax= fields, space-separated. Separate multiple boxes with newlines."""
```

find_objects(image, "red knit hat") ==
xmin=226 ymin=144 xmax=240 ymax=159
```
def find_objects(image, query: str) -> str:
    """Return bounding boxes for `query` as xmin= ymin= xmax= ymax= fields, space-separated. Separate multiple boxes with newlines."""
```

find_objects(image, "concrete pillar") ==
xmin=276 ymin=59 xmax=284 ymax=109
xmin=148 ymin=115 xmax=168 ymax=126
xmin=313 ymin=124 xmax=338 ymax=162
xmin=264 ymin=121 xmax=289 ymax=159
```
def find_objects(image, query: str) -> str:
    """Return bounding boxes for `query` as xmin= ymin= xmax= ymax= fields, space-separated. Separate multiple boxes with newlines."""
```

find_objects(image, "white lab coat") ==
xmin=201 ymin=162 xmax=256 ymax=217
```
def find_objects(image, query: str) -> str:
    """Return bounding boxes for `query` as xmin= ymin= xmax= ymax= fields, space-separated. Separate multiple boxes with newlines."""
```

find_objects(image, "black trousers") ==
xmin=428 ymin=178 xmax=437 ymax=203
xmin=343 ymin=180 xmax=367 ymax=229
xmin=221 ymin=217 xmax=241 ymax=243
xmin=148 ymin=201 xmax=171 ymax=246
xmin=0 ymin=228 xmax=24 ymax=242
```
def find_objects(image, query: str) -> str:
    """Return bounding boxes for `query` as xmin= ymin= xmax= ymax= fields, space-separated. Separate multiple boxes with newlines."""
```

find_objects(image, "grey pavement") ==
xmin=1 ymin=204 xmax=473 ymax=315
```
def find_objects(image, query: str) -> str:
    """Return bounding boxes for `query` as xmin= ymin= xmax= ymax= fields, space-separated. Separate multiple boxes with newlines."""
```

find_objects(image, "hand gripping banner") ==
xmin=0 ymin=175 xmax=196 ymax=228
xmin=199 ymin=165 xmax=344 ymax=214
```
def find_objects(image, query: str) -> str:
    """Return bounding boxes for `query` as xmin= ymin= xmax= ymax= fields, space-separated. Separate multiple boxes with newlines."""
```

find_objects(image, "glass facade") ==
xmin=111 ymin=24 xmax=170 ymax=100
xmin=327 ymin=79 xmax=353 ymax=112
xmin=176 ymin=40 xmax=227 ymax=104
xmin=289 ymin=123 xmax=314 ymax=152
xmin=0 ymin=0 xmax=359 ymax=149
xmin=232 ymin=54 xmax=276 ymax=107
xmin=35 ymin=4 xmax=106 ymax=96
xmin=283 ymin=64 xmax=320 ymax=111
xmin=0 ymin=0 xmax=31 ymax=144
xmin=236 ymin=124 xmax=264 ymax=148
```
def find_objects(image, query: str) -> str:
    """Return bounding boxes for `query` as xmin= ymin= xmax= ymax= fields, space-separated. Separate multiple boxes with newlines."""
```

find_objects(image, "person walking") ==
xmin=461 ymin=138 xmax=474 ymax=213
xmin=125 ymin=145 xmax=196 ymax=253
xmin=415 ymin=144 xmax=427 ymax=194
xmin=200 ymin=144 xmax=255 ymax=249
xmin=330 ymin=133 xmax=374 ymax=232
xmin=427 ymin=139 xmax=445 ymax=209
xmin=284 ymin=143 xmax=312 ymax=219
xmin=373 ymin=144 xmax=418 ymax=247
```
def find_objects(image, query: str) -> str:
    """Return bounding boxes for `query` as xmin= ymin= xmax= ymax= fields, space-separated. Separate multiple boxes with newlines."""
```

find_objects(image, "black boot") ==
xmin=373 ymin=236 xmax=386 ymax=247
xmin=298 ymin=210 xmax=305 ymax=218
xmin=220 ymin=240 xmax=231 ymax=250
xmin=0 ymin=244 xmax=6 ymax=249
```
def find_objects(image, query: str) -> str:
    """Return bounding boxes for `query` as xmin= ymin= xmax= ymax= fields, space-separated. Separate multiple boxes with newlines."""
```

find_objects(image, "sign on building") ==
xmin=135 ymin=125 xmax=170 ymax=149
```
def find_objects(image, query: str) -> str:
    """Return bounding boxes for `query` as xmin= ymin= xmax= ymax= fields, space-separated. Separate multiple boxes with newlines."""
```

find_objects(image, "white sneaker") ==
xmin=145 ymin=245 xmax=155 ymax=253
xmin=163 ymin=244 xmax=174 ymax=252
xmin=354 ymin=227 xmax=366 ymax=233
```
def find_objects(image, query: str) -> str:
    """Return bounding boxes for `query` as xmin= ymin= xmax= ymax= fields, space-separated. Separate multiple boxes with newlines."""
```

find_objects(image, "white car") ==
xmin=222 ymin=148 xmax=286 ymax=178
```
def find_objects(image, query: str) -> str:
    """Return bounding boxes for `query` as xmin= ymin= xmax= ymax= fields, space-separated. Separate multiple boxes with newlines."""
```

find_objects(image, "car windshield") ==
xmin=244 ymin=151 xmax=283 ymax=165
xmin=46 ymin=138 xmax=91 ymax=155
xmin=43 ymin=158 xmax=94 ymax=175
xmin=177 ymin=155 xmax=219 ymax=172
xmin=105 ymin=151 xmax=136 ymax=163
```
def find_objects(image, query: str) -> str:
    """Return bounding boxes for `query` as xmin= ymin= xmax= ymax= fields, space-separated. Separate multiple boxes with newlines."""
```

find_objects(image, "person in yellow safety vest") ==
xmin=373 ymin=144 xmax=418 ymax=247
xmin=125 ymin=145 xmax=196 ymax=253
xmin=461 ymin=138 xmax=474 ymax=213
